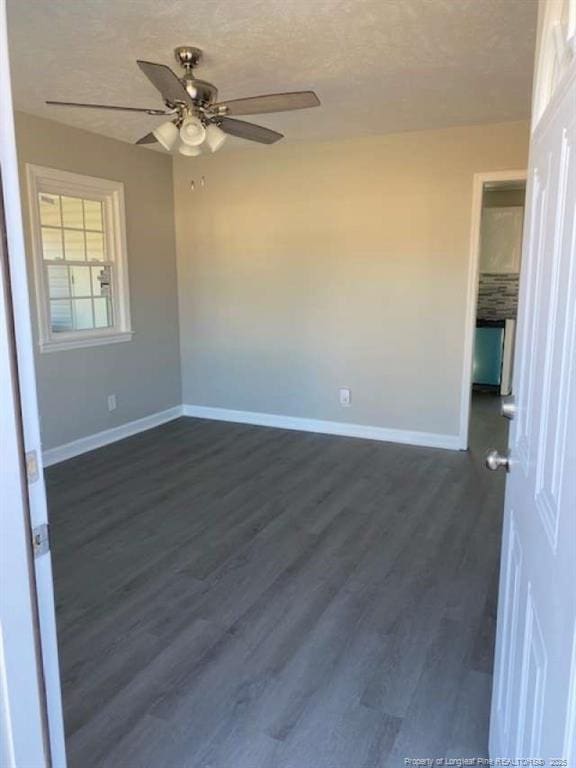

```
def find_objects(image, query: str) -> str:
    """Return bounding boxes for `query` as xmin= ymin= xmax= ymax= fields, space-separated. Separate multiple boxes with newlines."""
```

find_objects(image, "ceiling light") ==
xmin=153 ymin=120 xmax=179 ymax=151
xmin=180 ymin=116 xmax=206 ymax=147
xmin=179 ymin=142 xmax=202 ymax=157
xmin=204 ymin=124 xmax=227 ymax=153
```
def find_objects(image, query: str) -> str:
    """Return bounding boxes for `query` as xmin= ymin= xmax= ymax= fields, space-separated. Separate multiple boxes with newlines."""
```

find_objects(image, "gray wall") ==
xmin=16 ymin=114 xmax=529 ymax=449
xmin=483 ymin=188 xmax=526 ymax=208
xmin=15 ymin=112 xmax=181 ymax=450
xmin=173 ymin=121 xmax=529 ymax=438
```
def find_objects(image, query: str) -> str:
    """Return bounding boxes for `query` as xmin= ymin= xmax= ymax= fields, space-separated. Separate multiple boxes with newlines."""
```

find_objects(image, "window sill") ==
xmin=39 ymin=330 xmax=134 ymax=353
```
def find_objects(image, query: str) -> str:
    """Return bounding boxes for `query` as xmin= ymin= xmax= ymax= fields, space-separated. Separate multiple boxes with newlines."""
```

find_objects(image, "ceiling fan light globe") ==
xmin=180 ymin=116 xmax=206 ymax=147
xmin=179 ymin=142 xmax=202 ymax=157
xmin=152 ymin=120 xmax=179 ymax=151
xmin=205 ymin=124 xmax=227 ymax=153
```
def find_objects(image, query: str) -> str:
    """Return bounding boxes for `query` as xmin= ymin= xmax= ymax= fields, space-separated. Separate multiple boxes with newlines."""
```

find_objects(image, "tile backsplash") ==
xmin=477 ymin=272 xmax=519 ymax=321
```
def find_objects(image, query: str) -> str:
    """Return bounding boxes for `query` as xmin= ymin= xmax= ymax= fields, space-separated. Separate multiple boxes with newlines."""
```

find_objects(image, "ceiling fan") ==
xmin=46 ymin=46 xmax=321 ymax=156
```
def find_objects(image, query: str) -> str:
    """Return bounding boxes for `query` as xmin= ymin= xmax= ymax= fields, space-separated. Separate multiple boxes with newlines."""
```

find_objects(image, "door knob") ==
xmin=501 ymin=396 xmax=516 ymax=420
xmin=485 ymin=449 xmax=510 ymax=472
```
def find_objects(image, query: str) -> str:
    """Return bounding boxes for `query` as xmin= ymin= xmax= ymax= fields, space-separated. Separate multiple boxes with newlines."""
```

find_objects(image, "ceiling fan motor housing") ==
xmin=173 ymin=46 xmax=218 ymax=108
xmin=184 ymin=78 xmax=218 ymax=107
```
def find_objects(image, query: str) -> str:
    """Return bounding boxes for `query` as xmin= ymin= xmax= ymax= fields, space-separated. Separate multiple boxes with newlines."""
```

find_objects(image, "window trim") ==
xmin=26 ymin=164 xmax=133 ymax=353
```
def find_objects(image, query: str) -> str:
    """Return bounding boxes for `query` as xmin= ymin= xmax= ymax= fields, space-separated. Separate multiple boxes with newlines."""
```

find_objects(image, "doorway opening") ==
xmin=460 ymin=171 xmax=527 ymax=451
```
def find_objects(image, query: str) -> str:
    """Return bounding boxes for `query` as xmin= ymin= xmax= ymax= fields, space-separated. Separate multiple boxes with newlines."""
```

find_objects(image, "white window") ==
xmin=26 ymin=165 xmax=132 ymax=352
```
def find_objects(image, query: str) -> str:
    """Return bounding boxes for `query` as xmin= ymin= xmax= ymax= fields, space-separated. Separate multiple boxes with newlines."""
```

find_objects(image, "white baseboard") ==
xmin=182 ymin=404 xmax=462 ymax=451
xmin=42 ymin=406 xmax=184 ymax=467
xmin=43 ymin=402 xmax=462 ymax=467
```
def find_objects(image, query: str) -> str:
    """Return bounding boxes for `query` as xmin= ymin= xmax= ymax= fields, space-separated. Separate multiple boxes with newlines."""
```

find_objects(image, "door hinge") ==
xmin=25 ymin=450 xmax=40 ymax=483
xmin=32 ymin=523 xmax=50 ymax=558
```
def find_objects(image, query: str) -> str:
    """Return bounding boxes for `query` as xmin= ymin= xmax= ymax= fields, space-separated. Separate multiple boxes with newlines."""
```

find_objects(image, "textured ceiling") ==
xmin=7 ymin=0 xmax=537 ymax=151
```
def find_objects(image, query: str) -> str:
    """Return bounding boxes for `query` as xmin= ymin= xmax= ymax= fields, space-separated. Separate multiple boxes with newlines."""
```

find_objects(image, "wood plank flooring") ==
xmin=46 ymin=394 xmax=508 ymax=768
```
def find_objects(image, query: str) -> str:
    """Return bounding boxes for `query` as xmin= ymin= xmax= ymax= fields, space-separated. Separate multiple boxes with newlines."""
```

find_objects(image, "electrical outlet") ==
xmin=339 ymin=387 xmax=351 ymax=407
xmin=107 ymin=394 xmax=117 ymax=412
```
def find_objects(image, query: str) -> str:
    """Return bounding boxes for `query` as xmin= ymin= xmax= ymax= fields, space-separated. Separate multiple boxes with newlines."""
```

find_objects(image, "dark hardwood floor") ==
xmin=46 ymin=394 xmax=508 ymax=768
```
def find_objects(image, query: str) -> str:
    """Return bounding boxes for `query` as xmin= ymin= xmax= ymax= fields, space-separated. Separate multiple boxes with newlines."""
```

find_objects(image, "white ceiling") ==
xmin=7 ymin=0 xmax=537 ymax=151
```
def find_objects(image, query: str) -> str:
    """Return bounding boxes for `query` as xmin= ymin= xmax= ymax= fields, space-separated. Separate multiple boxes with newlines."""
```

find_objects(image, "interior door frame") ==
xmin=458 ymin=169 xmax=528 ymax=450
xmin=1 ymin=0 xmax=67 ymax=764
xmin=0 ymin=168 xmax=50 ymax=768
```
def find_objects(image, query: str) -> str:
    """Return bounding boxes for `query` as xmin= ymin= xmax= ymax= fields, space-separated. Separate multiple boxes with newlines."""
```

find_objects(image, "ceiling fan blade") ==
xmin=219 ymin=117 xmax=283 ymax=145
xmin=214 ymin=91 xmax=320 ymax=116
xmin=135 ymin=132 xmax=158 ymax=145
xmin=137 ymin=60 xmax=194 ymax=107
xmin=46 ymin=100 xmax=167 ymax=115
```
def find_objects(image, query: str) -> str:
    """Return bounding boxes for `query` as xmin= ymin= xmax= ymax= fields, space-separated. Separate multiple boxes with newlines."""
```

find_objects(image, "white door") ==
xmin=489 ymin=0 xmax=576 ymax=760
xmin=1 ymin=172 xmax=49 ymax=768
xmin=0 ymin=0 xmax=66 ymax=765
